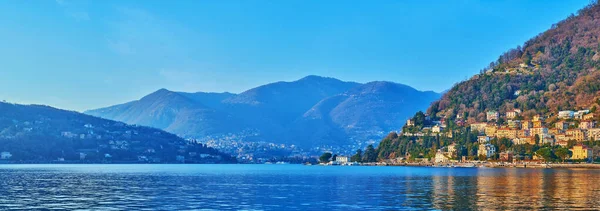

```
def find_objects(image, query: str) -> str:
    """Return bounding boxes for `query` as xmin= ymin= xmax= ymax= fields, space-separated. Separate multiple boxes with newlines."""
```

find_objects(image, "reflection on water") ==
xmin=0 ymin=164 xmax=599 ymax=210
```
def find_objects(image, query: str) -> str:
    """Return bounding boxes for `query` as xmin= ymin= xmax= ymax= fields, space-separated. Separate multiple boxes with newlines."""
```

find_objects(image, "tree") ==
xmin=319 ymin=152 xmax=332 ymax=163
xmin=332 ymin=154 xmax=338 ymax=162
xmin=478 ymin=154 xmax=487 ymax=161
xmin=554 ymin=147 xmax=572 ymax=163
xmin=351 ymin=149 xmax=362 ymax=162
xmin=362 ymin=145 xmax=378 ymax=163
xmin=535 ymin=147 xmax=554 ymax=163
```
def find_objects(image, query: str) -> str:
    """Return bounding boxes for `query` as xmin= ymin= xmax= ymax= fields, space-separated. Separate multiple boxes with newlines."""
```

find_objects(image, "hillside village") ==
xmin=401 ymin=107 xmax=599 ymax=163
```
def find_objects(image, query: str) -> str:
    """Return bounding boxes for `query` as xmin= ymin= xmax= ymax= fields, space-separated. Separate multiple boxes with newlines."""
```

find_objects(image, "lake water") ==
xmin=1 ymin=164 xmax=600 ymax=210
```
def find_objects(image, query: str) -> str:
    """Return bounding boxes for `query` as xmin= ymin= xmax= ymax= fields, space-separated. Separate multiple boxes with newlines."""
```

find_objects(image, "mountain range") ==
xmin=85 ymin=76 xmax=440 ymax=149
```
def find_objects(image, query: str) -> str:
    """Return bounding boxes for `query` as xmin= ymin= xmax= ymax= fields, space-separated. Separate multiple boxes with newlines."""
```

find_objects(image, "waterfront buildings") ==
xmin=570 ymin=145 xmax=593 ymax=160
xmin=478 ymin=144 xmax=496 ymax=158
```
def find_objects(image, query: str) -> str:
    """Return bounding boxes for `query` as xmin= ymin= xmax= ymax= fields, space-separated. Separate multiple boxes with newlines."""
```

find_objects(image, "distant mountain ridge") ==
xmin=85 ymin=76 xmax=440 ymax=149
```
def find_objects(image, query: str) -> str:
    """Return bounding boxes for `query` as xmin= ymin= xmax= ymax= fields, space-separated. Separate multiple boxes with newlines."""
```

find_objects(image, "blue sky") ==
xmin=0 ymin=0 xmax=591 ymax=111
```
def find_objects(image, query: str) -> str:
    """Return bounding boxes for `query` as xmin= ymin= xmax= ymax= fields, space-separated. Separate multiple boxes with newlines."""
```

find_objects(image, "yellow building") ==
xmin=583 ymin=113 xmax=595 ymax=120
xmin=548 ymin=128 xmax=560 ymax=135
xmin=485 ymin=125 xmax=498 ymax=137
xmin=507 ymin=120 xmax=521 ymax=129
xmin=566 ymin=129 xmax=585 ymax=142
xmin=570 ymin=145 xmax=593 ymax=160
xmin=555 ymin=121 xmax=569 ymax=130
xmin=496 ymin=128 xmax=517 ymax=139
xmin=470 ymin=123 xmax=488 ymax=133
xmin=533 ymin=120 xmax=543 ymax=128
xmin=517 ymin=129 xmax=530 ymax=137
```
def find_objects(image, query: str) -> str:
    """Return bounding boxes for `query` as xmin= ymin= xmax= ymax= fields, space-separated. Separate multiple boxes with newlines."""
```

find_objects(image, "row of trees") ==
xmin=318 ymin=145 xmax=378 ymax=163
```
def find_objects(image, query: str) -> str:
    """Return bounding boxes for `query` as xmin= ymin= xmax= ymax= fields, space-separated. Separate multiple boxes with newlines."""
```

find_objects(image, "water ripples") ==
xmin=0 ymin=165 xmax=599 ymax=210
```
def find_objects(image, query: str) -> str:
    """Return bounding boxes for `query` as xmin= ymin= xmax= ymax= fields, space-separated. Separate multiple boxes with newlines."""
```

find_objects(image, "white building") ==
xmin=336 ymin=156 xmax=350 ymax=164
xmin=558 ymin=110 xmax=575 ymax=119
xmin=434 ymin=151 xmax=450 ymax=163
xmin=447 ymin=143 xmax=457 ymax=155
xmin=432 ymin=125 xmax=444 ymax=133
xmin=0 ymin=152 xmax=12 ymax=160
xmin=478 ymin=144 xmax=496 ymax=158
xmin=588 ymin=128 xmax=600 ymax=141
xmin=470 ymin=123 xmax=488 ymax=133
xmin=487 ymin=111 xmax=499 ymax=122
xmin=506 ymin=109 xmax=521 ymax=119
xmin=575 ymin=110 xmax=590 ymax=119
xmin=478 ymin=136 xmax=491 ymax=144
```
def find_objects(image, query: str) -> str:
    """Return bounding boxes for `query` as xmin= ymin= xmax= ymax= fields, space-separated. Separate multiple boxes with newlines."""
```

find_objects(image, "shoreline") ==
xmin=386 ymin=162 xmax=600 ymax=169
xmin=2 ymin=162 xmax=600 ymax=169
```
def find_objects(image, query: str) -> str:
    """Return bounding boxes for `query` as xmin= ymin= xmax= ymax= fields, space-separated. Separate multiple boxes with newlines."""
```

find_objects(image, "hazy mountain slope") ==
xmin=223 ymin=75 xmax=361 ymax=127
xmin=288 ymin=81 xmax=441 ymax=147
xmin=85 ymin=89 xmax=243 ymax=138
xmin=0 ymin=102 xmax=234 ymax=163
xmin=178 ymin=92 xmax=236 ymax=109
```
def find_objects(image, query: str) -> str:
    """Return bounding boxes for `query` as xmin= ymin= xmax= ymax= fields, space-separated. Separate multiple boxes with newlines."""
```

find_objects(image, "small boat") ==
xmin=456 ymin=163 xmax=476 ymax=168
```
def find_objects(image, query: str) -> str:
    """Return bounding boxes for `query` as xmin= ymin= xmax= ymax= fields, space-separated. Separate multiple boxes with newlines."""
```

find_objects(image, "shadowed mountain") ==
xmin=287 ymin=81 xmax=440 ymax=147
xmin=0 ymin=102 xmax=234 ymax=163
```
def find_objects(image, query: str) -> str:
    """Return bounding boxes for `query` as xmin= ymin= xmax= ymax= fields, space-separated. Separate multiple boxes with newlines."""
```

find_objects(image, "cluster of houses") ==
xmin=409 ymin=108 xmax=599 ymax=163
xmin=469 ymin=109 xmax=598 ymax=161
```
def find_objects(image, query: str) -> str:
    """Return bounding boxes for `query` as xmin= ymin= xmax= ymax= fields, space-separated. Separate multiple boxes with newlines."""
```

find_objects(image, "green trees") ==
xmin=351 ymin=149 xmax=362 ymax=162
xmin=478 ymin=154 xmax=487 ymax=161
xmin=362 ymin=145 xmax=378 ymax=163
xmin=319 ymin=152 xmax=332 ymax=163
xmin=535 ymin=147 xmax=554 ymax=162
xmin=554 ymin=147 xmax=572 ymax=162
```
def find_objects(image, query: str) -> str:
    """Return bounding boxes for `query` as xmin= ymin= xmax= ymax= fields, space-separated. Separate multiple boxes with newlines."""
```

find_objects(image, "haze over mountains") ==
xmin=86 ymin=76 xmax=440 ymax=150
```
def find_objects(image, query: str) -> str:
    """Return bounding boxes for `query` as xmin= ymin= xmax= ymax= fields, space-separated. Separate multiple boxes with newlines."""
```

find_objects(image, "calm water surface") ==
xmin=1 ymin=164 xmax=600 ymax=210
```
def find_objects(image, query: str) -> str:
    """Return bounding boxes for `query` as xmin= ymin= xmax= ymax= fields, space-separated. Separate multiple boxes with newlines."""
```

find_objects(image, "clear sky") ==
xmin=0 ymin=0 xmax=591 ymax=111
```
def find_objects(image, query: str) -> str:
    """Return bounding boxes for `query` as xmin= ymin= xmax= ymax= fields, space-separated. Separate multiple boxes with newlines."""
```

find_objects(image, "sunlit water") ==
xmin=1 ymin=164 xmax=600 ymax=210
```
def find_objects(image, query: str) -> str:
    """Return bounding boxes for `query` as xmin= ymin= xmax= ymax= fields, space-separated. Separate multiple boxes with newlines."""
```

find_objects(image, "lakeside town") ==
xmin=317 ymin=107 xmax=600 ymax=168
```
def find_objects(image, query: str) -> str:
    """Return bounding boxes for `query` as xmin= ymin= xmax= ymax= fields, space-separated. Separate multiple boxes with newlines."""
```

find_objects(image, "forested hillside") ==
xmin=372 ymin=2 xmax=600 ymax=162
xmin=429 ymin=3 xmax=600 ymax=123
xmin=0 ymin=102 xmax=235 ymax=163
